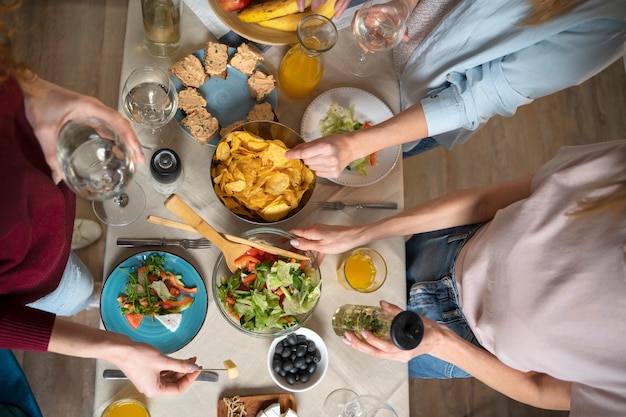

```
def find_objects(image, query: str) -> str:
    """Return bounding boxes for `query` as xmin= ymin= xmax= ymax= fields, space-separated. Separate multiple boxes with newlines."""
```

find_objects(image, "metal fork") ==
xmin=314 ymin=202 xmax=398 ymax=210
xmin=117 ymin=238 xmax=213 ymax=250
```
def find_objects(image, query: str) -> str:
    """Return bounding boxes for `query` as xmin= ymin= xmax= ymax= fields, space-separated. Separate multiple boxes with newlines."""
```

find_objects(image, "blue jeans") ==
xmin=402 ymin=137 xmax=439 ymax=158
xmin=26 ymin=252 xmax=95 ymax=316
xmin=405 ymin=223 xmax=485 ymax=378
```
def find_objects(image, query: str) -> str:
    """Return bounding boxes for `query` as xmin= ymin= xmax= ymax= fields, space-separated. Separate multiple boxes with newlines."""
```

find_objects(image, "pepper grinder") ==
xmin=150 ymin=148 xmax=183 ymax=195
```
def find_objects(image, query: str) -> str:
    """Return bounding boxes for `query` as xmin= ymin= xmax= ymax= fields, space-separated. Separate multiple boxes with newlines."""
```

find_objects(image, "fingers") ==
xmin=379 ymin=300 xmax=403 ymax=316
xmin=342 ymin=331 xmax=398 ymax=359
xmin=334 ymin=0 xmax=351 ymax=18
xmin=310 ymin=0 xmax=324 ymax=11
xmin=296 ymin=0 xmax=306 ymax=12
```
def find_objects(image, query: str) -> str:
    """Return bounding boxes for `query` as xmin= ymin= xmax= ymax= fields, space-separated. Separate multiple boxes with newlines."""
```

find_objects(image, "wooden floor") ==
xmin=10 ymin=1 xmax=626 ymax=416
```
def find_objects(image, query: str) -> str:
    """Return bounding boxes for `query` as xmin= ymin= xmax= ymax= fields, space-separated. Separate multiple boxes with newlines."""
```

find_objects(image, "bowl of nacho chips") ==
xmin=211 ymin=121 xmax=316 ymax=224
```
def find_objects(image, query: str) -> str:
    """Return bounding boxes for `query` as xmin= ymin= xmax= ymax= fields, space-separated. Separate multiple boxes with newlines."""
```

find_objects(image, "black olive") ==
xmin=294 ymin=357 xmax=306 ymax=369
xmin=307 ymin=362 xmax=317 ymax=374
xmin=307 ymin=340 xmax=317 ymax=352
xmin=295 ymin=344 xmax=307 ymax=357
xmin=286 ymin=333 xmax=298 ymax=346
xmin=285 ymin=373 xmax=296 ymax=385
xmin=273 ymin=360 xmax=282 ymax=373
xmin=299 ymin=372 xmax=310 ymax=383
xmin=280 ymin=348 xmax=291 ymax=358
xmin=282 ymin=360 xmax=294 ymax=372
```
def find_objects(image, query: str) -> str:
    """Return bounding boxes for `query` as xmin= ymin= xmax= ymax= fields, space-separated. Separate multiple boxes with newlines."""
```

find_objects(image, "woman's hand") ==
xmin=49 ymin=319 xmax=198 ymax=397
xmin=340 ymin=301 xmax=444 ymax=362
xmin=289 ymin=223 xmax=367 ymax=254
xmin=296 ymin=0 xmax=351 ymax=18
xmin=286 ymin=132 xmax=364 ymax=179
xmin=111 ymin=341 xmax=201 ymax=397
xmin=19 ymin=73 xmax=144 ymax=184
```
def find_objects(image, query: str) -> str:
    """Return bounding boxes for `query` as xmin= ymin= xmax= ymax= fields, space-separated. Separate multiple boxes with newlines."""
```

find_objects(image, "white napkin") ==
xmin=184 ymin=0 xmax=364 ymax=49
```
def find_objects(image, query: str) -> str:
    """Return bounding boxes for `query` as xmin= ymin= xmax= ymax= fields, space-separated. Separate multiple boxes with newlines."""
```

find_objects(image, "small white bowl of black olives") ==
xmin=267 ymin=327 xmax=328 ymax=392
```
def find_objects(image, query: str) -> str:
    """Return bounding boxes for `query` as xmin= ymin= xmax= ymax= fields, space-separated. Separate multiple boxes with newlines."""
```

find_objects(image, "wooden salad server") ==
xmin=164 ymin=194 xmax=252 ymax=272
xmin=145 ymin=214 xmax=310 ymax=262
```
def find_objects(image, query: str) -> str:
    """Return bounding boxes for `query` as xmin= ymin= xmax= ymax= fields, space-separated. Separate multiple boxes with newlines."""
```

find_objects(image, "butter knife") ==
xmin=102 ymin=369 xmax=219 ymax=383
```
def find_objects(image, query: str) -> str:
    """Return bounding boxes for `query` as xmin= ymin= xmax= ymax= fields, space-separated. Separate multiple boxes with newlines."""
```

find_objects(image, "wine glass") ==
xmin=344 ymin=0 xmax=410 ymax=77
xmin=324 ymin=388 xmax=359 ymax=417
xmin=122 ymin=65 xmax=178 ymax=149
xmin=342 ymin=395 xmax=399 ymax=417
xmin=57 ymin=117 xmax=145 ymax=227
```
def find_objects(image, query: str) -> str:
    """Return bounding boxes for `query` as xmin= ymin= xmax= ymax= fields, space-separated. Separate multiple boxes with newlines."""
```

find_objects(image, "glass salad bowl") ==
xmin=212 ymin=228 xmax=322 ymax=338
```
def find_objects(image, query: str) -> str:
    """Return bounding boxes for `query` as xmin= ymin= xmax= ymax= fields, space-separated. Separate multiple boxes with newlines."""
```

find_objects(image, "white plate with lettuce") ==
xmin=300 ymin=87 xmax=400 ymax=187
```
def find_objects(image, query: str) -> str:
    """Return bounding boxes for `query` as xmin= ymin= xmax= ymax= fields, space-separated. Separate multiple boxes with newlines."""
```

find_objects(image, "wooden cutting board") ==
xmin=217 ymin=393 xmax=297 ymax=417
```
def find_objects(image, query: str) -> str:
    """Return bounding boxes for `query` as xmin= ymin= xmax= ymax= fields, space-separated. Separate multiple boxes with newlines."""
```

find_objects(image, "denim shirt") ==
xmin=398 ymin=0 xmax=626 ymax=150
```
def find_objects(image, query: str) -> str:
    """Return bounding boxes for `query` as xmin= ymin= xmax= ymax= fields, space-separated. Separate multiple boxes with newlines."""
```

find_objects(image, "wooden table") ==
xmin=93 ymin=1 xmax=409 ymax=416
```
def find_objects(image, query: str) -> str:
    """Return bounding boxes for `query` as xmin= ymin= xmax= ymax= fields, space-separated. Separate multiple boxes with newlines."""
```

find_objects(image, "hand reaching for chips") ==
xmin=211 ymin=130 xmax=315 ymax=222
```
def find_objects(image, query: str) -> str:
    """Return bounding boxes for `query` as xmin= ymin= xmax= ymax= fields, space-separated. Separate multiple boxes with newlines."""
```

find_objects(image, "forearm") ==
xmin=434 ymin=326 xmax=571 ymax=410
xmin=48 ymin=318 xmax=201 ymax=397
xmin=358 ymin=175 xmax=533 ymax=242
xmin=341 ymin=102 xmax=429 ymax=157
xmin=48 ymin=318 xmax=135 ymax=363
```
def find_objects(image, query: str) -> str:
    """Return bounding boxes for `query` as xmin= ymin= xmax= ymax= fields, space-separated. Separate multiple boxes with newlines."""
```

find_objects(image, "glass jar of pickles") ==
xmin=332 ymin=304 xmax=424 ymax=350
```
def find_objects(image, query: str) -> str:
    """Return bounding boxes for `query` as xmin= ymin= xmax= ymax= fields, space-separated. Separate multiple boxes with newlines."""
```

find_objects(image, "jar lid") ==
xmin=150 ymin=148 xmax=181 ymax=184
xmin=390 ymin=311 xmax=424 ymax=350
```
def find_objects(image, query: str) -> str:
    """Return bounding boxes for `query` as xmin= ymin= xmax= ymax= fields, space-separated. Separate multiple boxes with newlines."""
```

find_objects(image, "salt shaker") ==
xmin=150 ymin=148 xmax=183 ymax=194
xmin=332 ymin=304 xmax=424 ymax=350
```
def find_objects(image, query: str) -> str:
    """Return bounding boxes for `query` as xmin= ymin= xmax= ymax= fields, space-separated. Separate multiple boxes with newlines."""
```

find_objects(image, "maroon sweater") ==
xmin=0 ymin=77 xmax=75 ymax=351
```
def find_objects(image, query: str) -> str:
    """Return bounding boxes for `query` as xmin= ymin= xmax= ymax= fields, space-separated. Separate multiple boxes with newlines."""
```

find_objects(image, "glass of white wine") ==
xmin=122 ymin=65 xmax=178 ymax=149
xmin=324 ymin=388 xmax=359 ymax=417
xmin=345 ymin=0 xmax=410 ymax=77
xmin=57 ymin=117 xmax=145 ymax=227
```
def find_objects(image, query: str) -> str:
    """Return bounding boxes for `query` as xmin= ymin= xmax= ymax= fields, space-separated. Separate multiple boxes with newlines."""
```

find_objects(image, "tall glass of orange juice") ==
xmin=101 ymin=399 xmax=151 ymax=417
xmin=278 ymin=14 xmax=338 ymax=98
xmin=339 ymin=247 xmax=387 ymax=292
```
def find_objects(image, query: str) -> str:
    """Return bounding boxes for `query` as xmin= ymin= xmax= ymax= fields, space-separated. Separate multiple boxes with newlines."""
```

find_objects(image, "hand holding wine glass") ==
xmin=122 ymin=65 xmax=178 ymax=149
xmin=345 ymin=0 xmax=410 ymax=77
xmin=57 ymin=117 xmax=145 ymax=226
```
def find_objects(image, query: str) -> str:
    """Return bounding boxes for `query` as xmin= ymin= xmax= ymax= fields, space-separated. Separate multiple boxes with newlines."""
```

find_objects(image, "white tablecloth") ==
xmin=93 ymin=1 xmax=408 ymax=416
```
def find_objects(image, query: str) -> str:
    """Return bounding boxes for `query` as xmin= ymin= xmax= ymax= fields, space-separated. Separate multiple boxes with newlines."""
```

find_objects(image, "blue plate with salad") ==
xmin=300 ymin=87 xmax=401 ymax=187
xmin=101 ymin=251 xmax=208 ymax=354
xmin=212 ymin=228 xmax=322 ymax=338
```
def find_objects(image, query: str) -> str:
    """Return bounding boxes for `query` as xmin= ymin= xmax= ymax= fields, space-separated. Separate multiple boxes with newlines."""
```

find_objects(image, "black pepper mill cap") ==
xmin=150 ymin=148 xmax=181 ymax=184
xmin=390 ymin=311 xmax=424 ymax=350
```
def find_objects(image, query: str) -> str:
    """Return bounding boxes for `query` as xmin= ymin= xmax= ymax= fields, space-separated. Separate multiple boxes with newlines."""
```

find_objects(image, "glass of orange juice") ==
xmin=339 ymin=248 xmax=387 ymax=293
xmin=101 ymin=399 xmax=151 ymax=417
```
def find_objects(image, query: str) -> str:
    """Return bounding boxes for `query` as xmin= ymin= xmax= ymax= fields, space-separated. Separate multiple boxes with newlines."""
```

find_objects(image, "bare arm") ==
xmin=48 ymin=318 xmax=200 ymax=397
xmin=345 ymin=302 xmax=571 ymax=410
xmin=290 ymin=174 xmax=533 ymax=254
xmin=286 ymin=103 xmax=428 ymax=179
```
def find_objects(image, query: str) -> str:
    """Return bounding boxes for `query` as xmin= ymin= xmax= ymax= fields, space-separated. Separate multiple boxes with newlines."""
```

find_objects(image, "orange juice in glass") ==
xmin=101 ymin=399 xmax=150 ymax=417
xmin=340 ymin=248 xmax=387 ymax=292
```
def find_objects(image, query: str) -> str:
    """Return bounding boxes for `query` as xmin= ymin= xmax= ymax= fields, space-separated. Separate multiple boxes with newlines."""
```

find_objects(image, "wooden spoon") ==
xmin=164 ymin=194 xmax=252 ymax=272
xmin=145 ymin=214 xmax=310 ymax=261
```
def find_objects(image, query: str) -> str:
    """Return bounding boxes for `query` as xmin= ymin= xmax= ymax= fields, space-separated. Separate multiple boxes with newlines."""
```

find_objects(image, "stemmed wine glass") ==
xmin=122 ymin=65 xmax=178 ymax=150
xmin=344 ymin=0 xmax=410 ymax=77
xmin=57 ymin=117 xmax=145 ymax=226
xmin=324 ymin=390 xmax=399 ymax=417
xmin=324 ymin=388 xmax=359 ymax=417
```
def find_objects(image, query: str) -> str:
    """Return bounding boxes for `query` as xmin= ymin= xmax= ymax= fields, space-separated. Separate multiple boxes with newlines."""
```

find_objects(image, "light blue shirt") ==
xmin=399 ymin=0 xmax=626 ymax=151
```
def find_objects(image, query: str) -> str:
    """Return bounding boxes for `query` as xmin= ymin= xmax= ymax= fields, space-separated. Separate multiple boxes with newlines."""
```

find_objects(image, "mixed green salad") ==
xmin=319 ymin=103 xmax=376 ymax=175
xmin=118 ymin=253 xmax=197 ymax=329
xmin=216 ymin=248 xmax=321 ymax=332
